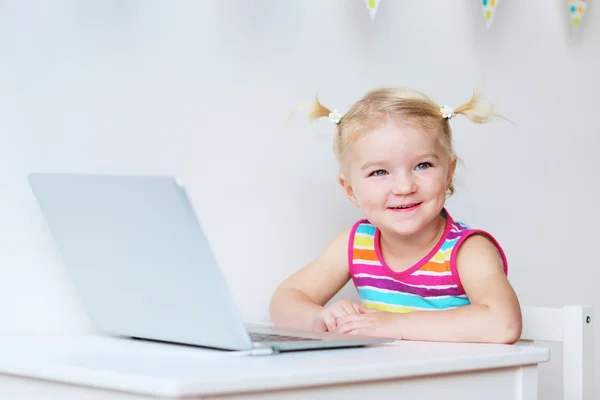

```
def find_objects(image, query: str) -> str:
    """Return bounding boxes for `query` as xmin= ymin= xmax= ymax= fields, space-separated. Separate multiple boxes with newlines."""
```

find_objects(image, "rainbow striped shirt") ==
xmin=348 ymin=210 xmax=507 ymax=313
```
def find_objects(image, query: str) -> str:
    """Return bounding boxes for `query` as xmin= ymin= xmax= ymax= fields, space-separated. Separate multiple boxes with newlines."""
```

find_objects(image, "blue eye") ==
xmin=369 ymin=169 xmax=388 ymax=177
xmin=415 ymin=162 xmax=431 ymax=171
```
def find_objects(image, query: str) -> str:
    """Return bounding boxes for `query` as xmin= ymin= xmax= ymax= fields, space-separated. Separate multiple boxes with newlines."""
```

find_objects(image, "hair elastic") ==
xmin=441 ymin=105 xmax=456 ymax=119
xmin=328 ymin=111 xmax=342 ymax=124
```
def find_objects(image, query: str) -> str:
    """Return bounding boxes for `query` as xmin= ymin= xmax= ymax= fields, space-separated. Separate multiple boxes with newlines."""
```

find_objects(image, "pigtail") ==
xmin=453 ymin=88 xmax=498 ymax=124
xmin=295 ymin=94 xmax=345 ymax=161
xmin=304 ymin=95 xmax=334 ymax=123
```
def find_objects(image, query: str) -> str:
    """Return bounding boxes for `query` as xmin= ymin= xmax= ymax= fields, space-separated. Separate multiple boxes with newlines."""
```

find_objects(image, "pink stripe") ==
xmin=400 ymin=274 xmax=458 ymax=286
xmin=351 ymin=263 xmax=386 ymax=276
xmin=348 ymin=220 xmax=367 ymax=288
xmin=449 ymin=229 xmax=508 ymax=292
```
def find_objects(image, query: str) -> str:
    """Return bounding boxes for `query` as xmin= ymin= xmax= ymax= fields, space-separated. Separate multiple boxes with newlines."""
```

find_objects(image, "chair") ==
xmin=519 ymin=305 xmax=594 ymax=400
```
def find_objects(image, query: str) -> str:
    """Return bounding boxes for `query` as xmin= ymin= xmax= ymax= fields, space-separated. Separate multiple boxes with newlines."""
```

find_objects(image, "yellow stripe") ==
xmin=362 ymin=302 xmax=415 ymax=314
xmin=430 ymin=249 xmax=451 ymax=263
xmin=355 ymin=235 xmax=374 ymax=248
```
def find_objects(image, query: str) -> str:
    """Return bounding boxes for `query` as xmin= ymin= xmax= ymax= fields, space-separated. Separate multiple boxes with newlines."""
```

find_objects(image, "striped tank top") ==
xmin=348 ymin=209 xmax=507 ymax=313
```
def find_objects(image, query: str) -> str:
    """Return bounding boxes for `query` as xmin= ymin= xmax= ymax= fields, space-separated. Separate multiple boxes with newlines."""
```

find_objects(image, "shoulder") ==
xmin=456 ymin=233 xmax=504 ymax=267
xmin=445 ymin=212 xmax=508 ymax=289
xmin=454 ymin=232 xmax=508 ymax=286
xmin=446 ymin=211 xmax=507 ymax=272
xmin=322 ymin=219 xmax=369 ymax=256
xmin=308 ymin=222 xmax=362 ymax=280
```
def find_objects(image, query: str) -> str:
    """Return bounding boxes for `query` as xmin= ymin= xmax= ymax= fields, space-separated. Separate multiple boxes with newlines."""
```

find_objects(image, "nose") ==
xmin=391 ymin=173 xmax=417 ymax=195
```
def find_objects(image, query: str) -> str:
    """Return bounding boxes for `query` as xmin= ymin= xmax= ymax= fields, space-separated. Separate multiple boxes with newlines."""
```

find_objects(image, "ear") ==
xmin=338 ymin=173 xmax=358 ymax=207
xmin=446 ymin=157 xmax=457 ymax=188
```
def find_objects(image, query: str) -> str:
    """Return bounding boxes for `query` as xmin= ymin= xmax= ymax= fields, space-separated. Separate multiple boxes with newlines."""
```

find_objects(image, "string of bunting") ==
xmin=569 ymin=0 xmax=590 ymax=28
xmin=364 ymin=0 xmax=380 ymax=21
xmin=361 ymin=0 xmax=592 ymax=31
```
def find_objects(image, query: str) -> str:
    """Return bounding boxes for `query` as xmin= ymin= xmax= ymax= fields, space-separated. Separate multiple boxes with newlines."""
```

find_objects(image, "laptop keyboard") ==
xmin=249 ymin=332 xmax=322 ymax=342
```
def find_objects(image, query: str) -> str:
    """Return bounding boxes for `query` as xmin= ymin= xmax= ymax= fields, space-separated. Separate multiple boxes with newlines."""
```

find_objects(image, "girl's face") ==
xmin=339 ymin=117 xmax=455 ymax=238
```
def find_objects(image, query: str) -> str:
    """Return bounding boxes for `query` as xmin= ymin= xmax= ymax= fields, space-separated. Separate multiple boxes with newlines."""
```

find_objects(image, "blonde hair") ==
xmin=305 ymin=87 xmax=499 ymax=196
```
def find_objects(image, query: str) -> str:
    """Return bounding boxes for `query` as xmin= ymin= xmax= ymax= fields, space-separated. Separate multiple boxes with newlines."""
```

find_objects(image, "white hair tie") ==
xmin=441 ymin=105 xmax=456 ymax=119
xmin=328 ymin=111 xmax=342 ymax=124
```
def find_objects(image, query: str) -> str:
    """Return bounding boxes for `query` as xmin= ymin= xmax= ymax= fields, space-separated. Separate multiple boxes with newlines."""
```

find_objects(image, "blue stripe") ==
xmin=456 ymin=221 xmax=470 ymax=229
xmin=356 ymin=223 xmax=376 ymax=236
xmin=440 ymin=237 xmax=458 ymax=252
xmin=358 ymin=288 xmax=470 ymax=310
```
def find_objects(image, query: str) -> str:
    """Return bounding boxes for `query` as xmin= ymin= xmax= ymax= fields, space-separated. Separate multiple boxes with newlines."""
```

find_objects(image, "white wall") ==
xmin=0 ymin=1 xmax=598 ymax=398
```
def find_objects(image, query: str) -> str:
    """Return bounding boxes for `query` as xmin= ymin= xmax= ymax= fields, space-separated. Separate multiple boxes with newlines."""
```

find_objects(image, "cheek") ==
xmin=418 ymin=171 xmax=448 ymax=193
xmin=354 ymin=179 xmax=387 ymax=205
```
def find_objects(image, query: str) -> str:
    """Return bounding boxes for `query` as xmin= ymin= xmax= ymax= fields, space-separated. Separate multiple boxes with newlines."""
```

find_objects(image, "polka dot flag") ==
xmin=568 ymin=0 xmax=589 ymax=28
xmin=364 ymin=0 xmax=380 ymax=21
xmin=481 ymin=0 xmax=499 ymax=29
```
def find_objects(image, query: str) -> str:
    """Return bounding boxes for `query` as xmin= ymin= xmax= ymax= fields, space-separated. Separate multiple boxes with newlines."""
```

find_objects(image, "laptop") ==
xmin=27 ymin=173 xmax=394 ymax=353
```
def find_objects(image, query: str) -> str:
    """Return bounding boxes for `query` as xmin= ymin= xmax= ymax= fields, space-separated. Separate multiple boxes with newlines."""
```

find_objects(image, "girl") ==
xmin=269 ymin=87 xmax=522 ymax=344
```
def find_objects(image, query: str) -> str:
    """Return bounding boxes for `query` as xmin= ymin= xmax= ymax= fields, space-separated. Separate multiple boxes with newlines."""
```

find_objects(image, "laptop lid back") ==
xmin=28 ymin=173 xmax=253 ymax=351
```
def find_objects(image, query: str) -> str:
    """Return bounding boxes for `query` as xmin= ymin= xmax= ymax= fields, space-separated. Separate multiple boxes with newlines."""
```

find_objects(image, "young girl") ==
xmin=269 ymin=86 xmax=522 ymax=344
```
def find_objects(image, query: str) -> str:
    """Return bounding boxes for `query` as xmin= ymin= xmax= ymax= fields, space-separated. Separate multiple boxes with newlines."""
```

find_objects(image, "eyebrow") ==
xmin=360 ymin=161 xmax=385 ymax=171
xmin=419 ymin=152 xmax=440 ymax=160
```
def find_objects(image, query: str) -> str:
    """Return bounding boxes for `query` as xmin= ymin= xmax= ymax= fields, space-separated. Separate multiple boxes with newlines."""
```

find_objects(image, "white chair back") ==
xmin=519 ymin=306 xmax=593 ymax=400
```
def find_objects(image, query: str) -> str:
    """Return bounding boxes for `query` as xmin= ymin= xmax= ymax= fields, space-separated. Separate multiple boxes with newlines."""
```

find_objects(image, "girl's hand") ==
xmin=334 ymin=306 xmax=403 ymax=339
xmin=311 ymin=299 xmax=362 ymax=332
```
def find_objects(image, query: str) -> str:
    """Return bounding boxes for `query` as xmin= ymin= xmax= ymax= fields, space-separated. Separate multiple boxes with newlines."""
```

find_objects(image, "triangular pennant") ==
xmin=364 ymin=0 xmax=380 ymax=21
xmin=568 ymin=0 xmax=589 ymax=28
xmin=482 ymin=0 xmax=500 ymax=30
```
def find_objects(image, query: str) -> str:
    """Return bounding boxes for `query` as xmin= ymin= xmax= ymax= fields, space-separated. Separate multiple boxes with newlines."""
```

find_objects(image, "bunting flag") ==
xmin=364 ymin=0 xmax=380 ymax=21
xmin=568 ymin=0 xmax=589 ymax=28
xmin=482 ymin=0 xmax=499 ymax=30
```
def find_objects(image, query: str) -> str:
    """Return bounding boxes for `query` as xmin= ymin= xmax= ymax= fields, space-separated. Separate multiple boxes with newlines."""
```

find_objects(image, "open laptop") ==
xmin=27 ymin=173 xmax=394 ymax=353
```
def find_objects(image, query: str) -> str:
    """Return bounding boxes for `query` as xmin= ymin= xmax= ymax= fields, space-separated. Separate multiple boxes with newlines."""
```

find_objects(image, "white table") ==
xmin=0 ymin=335 xmax=549 ymax=399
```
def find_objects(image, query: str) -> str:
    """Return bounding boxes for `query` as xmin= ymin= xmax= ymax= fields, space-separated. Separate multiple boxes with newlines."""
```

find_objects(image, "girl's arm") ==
xmin=337 ymin=234 xmax=523 ymax=344
xmin=269 ymin=228 xmax=353 ymax=331
xmin=398 ymin=234 xmax=522 ymax=343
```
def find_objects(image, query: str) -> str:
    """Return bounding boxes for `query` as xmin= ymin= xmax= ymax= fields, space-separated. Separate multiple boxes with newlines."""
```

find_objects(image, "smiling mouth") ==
xmin=388 ymin=203 xmax=422 ymax=210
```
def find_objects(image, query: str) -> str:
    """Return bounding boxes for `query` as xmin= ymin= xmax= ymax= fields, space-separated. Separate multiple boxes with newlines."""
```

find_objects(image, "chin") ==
xmin=387 ymin=223 xmax=426 ymax=237
xmin=372 ymin=218 xmax=424 ymax=237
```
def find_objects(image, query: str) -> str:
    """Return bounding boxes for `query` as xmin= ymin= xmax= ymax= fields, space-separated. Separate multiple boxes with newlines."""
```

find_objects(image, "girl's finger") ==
xmin=336 ymin=323 xmax=356 ymax=334
xmin=343 ymin=303 xmax=359 ymax=315
xmin=359 ymin=305 xmax=377 ymax=314
xmin=335 ymin=313 xmax=361 ymax=327
xmin=348 ymin=328 xmax=369 ymax=335
xmin=323 ymin=314 xmax=337 ymax=332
